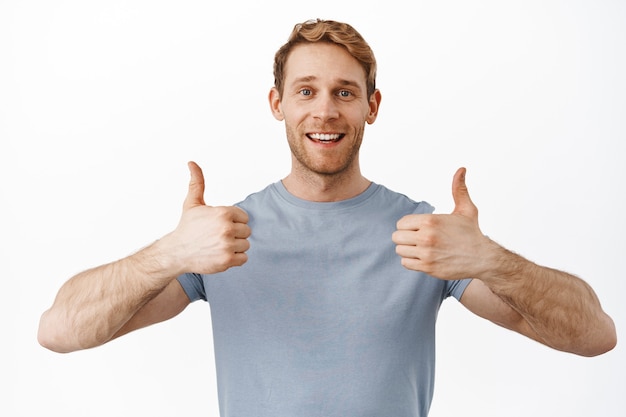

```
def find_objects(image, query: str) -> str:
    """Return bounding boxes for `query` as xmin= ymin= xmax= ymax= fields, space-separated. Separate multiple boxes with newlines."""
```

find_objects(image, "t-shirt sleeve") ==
xmin=445 ymin=278 xmax=473 ymax=301
xmin=177 ymin=273 xmax=207 ymax=302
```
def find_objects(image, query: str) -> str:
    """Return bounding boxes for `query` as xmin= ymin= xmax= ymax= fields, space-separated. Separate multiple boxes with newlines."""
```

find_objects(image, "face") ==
xmin=269 ymin=42 xmax=381 ymax=179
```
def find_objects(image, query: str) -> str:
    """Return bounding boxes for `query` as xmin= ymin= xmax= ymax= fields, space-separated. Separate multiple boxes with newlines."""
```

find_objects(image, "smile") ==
xmin=307 ymin=133 xmax=345 ymax=143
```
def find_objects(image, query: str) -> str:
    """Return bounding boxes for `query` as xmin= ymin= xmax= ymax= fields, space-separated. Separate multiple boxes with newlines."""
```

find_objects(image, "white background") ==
xmin=2 ymin=1 xmax=624 ymax=416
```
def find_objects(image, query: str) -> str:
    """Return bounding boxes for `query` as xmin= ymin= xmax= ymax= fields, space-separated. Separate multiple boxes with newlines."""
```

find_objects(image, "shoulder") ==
xmin=372 ymin=183 xmax=435 ymax=215
xmin=234 ymin=183 xmax=279 ymax=210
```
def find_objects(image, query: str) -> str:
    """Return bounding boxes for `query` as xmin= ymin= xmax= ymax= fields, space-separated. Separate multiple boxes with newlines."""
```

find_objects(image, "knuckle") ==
xmin=422 ymin=214 xmax=438 ymax=227
xmin=236 ymin=253 xmax=248 ymax=266
xmin=421 ymin=247 xmax=436 ymax=261
xmin=236 ymin=207 xmax=250 ymax=221
xmin=220 ymin=222 xmax=236 ymax=236
xmin=401 ymin=257 xmax=418 ymax=271
xmin=216 ymin=252 xmax=236 ymax=268
xmin=214 ymin=206 xmax=231 ymax=219
xmin=420 ymin=233 xmax=437 ymax=247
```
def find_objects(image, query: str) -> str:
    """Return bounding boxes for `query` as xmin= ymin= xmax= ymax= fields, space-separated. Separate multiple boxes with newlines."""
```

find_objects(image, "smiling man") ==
xmin=269 ymin=41 xmax=380 ymax=202
xmin=39 ymin=19 xmax=616 ymax=417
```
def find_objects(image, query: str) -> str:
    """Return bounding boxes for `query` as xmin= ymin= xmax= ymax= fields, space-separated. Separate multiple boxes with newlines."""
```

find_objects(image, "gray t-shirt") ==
xmin=178 ymin=181 xmax=471 ymax=417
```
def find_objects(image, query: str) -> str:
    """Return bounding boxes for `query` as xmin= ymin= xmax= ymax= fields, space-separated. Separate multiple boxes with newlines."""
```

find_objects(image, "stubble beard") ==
xmin=285 ymin=124 xmax=365 ymax=179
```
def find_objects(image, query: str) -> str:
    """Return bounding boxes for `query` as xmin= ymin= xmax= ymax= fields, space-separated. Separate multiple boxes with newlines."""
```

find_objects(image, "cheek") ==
xmin=284 ymin=109 xmax=309 ymax=129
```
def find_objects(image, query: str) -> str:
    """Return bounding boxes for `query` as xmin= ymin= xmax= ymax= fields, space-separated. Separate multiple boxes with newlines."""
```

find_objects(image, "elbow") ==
xmin=38 ymin=310 xmax=112 ymax=353
xmin=37 ymin=327 xmax=62 ymax=354
xmin=599 ymin=335 xmax=618 ymax=356
xmin=577 ymin=314 xmax=618 ymax=357
xmin=545 ymin=313 xmax=617 ymax=357
xmin=579 ymin=336 xmax=617 ymax=358
xmin=37 ymin=311 xmax=78 ymax=354
xmin=589 ymin=318 xmax=618 ymax=357
xmin=37 ymin=312 xmax=62 ymax=353
xmin=38 ymin=333 xmax=69 ymax=354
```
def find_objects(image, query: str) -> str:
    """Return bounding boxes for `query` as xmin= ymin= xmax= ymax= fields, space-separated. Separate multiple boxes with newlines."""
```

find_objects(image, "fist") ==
xmin=170 ymin=161 xmax=251 ymax=274
xmin=392 ymin=168 xmax=489 ymax=280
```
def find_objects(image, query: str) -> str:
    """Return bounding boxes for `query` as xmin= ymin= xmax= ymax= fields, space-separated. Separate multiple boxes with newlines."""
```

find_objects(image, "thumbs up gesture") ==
xmin=392 ymin=168 xmax=490 ymax=280
xmin=166 ymin=161 xmax=251 ymax=275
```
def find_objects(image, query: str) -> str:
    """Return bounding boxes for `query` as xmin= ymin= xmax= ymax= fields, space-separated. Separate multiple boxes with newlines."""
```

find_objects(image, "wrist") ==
xmin=474 ymin=238 xmax=528 ymax=286
xmin=130 ymin=235 xmax=186 ymax=283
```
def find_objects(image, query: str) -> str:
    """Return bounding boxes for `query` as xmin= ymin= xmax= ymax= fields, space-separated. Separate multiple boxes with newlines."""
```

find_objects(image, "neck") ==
xmin=282 ymin=166 xmax=371 ymax=202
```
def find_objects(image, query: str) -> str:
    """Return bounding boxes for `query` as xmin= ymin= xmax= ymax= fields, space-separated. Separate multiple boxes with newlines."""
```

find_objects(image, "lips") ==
xmin=307 ymin=133 xmax=345 ymax=143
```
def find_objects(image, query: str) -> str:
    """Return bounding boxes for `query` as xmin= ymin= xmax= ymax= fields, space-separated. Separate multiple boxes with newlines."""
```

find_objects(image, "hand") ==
xmin=392 ymin=167 xmax=490 ymax=280
xmin=166 ymin=161 xmax=251 ymax=274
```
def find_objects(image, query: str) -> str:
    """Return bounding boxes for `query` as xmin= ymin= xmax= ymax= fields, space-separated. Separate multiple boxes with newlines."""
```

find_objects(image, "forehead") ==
xmin=284 ymin=42 xmax=367 ymax=88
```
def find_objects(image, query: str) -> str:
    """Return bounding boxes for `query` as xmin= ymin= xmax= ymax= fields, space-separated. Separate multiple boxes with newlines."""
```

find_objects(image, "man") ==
xmin=39 ymin=19 xmax=616 ymax=417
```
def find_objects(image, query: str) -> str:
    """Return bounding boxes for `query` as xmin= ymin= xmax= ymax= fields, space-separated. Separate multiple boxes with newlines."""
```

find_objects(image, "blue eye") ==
xmin=338 ymin=90 xmax=351 ymax=97
xmin=300 ymin=89 xmax=312 ymax=96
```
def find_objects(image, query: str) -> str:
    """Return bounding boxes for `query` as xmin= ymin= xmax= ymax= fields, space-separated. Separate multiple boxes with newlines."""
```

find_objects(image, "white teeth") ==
xmin=309 ymin=133 xmax=341 ymax=141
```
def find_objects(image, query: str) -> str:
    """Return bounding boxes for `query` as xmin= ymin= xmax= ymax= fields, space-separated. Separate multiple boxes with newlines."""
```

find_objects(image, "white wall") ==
xmin=2 ymin=1 xmax=624 ymax=416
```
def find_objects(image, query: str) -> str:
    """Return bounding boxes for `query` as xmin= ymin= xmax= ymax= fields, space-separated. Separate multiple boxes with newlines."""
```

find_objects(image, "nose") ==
xmin=312 ymin=92 xmax=339 ymax=122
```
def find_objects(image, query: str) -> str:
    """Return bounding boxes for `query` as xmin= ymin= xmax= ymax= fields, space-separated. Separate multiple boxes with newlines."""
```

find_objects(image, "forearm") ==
xmin=478 ymin=241 xmax=616 ymax=356
xmin=38 ymin=239 xmax=181 ymax=353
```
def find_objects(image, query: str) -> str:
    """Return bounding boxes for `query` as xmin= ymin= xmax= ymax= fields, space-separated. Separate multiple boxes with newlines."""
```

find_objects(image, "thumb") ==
xmin=451 ymin=167 xmax=478 ymax=219
xmin=183 ymin=161 xmax=206 ymax=210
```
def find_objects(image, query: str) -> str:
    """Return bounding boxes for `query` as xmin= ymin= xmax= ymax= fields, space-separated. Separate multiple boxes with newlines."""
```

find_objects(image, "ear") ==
xmin=366 ymin=89 xmax=382 ymax=124
xmin=269 ymin=87 xmax=284 ymax=121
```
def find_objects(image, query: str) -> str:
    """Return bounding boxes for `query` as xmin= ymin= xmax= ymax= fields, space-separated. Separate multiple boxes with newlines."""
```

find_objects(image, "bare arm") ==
xmin=38 ymin=241 xmax=187 ymax=353
xmin=393 ymin=168 xmax=616 ymax=357
xmin=460 ymin=254 xmax=616 ymax=356
xmin=38 ymin=162 xmax=251 ymax=353
xmin=112 ymin=278 xmax=191 ymax=341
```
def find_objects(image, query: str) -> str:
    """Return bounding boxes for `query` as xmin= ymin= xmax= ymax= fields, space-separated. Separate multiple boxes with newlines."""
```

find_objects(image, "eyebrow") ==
xmin=291 ymin=76 xmax=363 ymax=90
